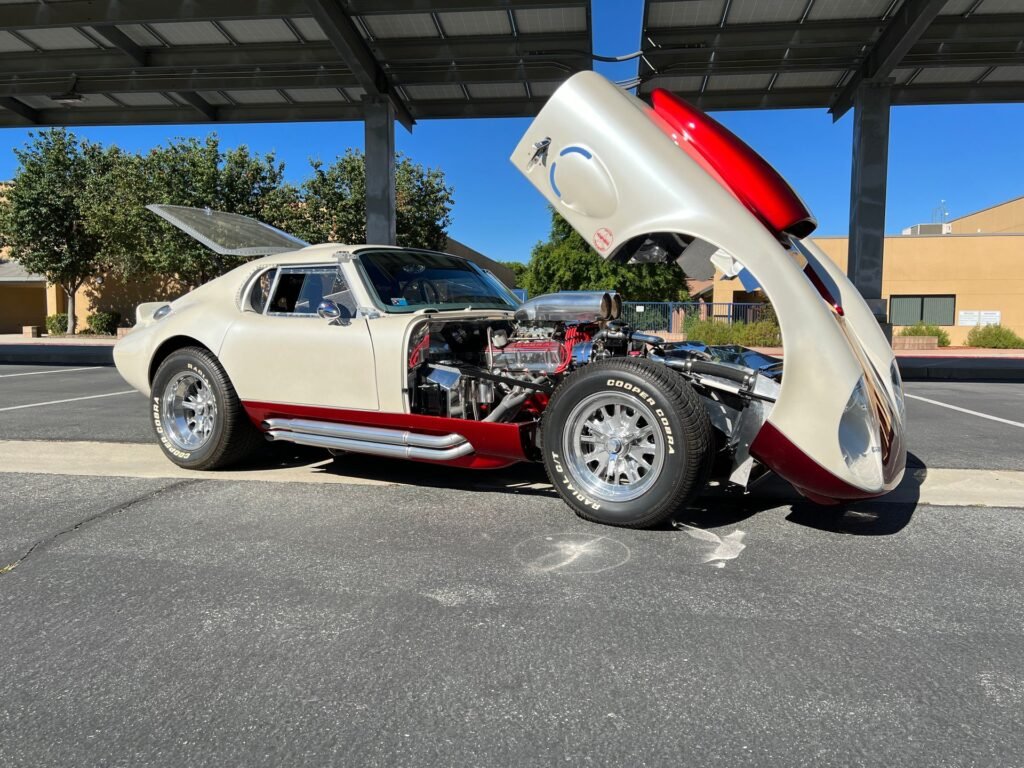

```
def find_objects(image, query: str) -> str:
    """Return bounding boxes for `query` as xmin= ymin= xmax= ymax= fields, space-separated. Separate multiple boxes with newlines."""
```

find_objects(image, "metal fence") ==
xmin=621 ymin=302 xmax=772 ymax=333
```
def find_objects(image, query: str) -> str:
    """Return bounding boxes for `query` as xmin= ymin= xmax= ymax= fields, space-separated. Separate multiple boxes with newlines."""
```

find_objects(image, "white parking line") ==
xmin=0 ymin=366 xmax=103 ymax=378
xmin=0 ymin=390 xmax=136 ymax=412
xmin=904 ymin=393 xmax=1024 ymax=430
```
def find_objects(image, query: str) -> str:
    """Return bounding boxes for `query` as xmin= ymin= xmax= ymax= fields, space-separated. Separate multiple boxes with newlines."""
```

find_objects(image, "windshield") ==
xmin=357 ymin=249 xmax=517 ymax=313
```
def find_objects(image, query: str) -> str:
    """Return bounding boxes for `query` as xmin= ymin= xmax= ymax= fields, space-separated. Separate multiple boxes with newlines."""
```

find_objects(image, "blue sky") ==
xmin=1 ymin=0 xmax=1022 ymax=263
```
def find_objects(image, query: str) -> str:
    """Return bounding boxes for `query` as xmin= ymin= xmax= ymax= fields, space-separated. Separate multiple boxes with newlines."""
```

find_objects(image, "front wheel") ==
xmin=150 ymin=346 xmax=263 ymax=470
xmin=540 ymin=357 xmax=712 ymax=528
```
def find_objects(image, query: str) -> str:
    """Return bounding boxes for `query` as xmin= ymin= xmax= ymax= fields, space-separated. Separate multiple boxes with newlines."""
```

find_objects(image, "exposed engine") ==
xmin=405 ymin=292 xmax=785 ymax=419
xmin=406 ymin=290 xmax=784 ymax=483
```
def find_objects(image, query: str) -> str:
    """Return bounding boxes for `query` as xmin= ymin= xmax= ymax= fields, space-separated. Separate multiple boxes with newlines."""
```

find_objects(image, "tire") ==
xmin=150 ymin=346 xmax=263 ymax=470
xmin=540 ymin=357 xmax=712 ymax=528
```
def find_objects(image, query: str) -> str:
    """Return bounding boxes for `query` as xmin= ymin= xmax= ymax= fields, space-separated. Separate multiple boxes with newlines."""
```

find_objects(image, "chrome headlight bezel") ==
xmin=838 ymin=375 xmax=884 ymax=489
xmin=890 ymin=360 xmax=906 ymax=421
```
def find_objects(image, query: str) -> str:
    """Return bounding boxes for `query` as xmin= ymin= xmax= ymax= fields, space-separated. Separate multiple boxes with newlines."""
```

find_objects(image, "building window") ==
xmin=889 ymin=294 xmax=956 ymax=326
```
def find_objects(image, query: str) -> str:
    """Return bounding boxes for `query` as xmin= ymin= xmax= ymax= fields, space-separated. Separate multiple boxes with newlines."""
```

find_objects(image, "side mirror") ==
xmin=317 ymin=300 xmax=341 ymax=320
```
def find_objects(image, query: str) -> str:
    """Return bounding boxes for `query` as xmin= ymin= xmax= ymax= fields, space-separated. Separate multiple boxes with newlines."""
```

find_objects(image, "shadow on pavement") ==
xmin=678 ymin=451 xmax=927 ymax=537
xmin=253 ymin=442 xmax=558 ymax=499
xmin=783 ymin=451 xmax=926 ymax=536
xmin=246 ymin=444 xmax=927 ymax=535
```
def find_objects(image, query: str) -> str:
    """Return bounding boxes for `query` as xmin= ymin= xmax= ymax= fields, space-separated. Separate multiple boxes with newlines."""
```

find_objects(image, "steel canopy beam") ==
xmin=92 ymin=24 xmax=149 ymax=67
xmin=0 ymin=69 xmax=356 ymax=97
xmin=638 ymin=82 xmax=1024 ymax=111
xmin=347 ymin=0 xmax=585 ymax=12
xmin=0 ymin=34 xmax=591 ymax=76
xmin=175 ymin=91 xmax=218 ymax=121
xmin=0 ymin=103 xmax=366 ymax=128
xmin=0 ymin=98 xmax=552 ymax=128
xmin=0 ymin=96 xmax=37 ymax=124
xmin=0 ymin=0 xmax=310 ymax=28
xmin=304 ymin=0 xmax=414 ymax=131
xmin=830 ymin=0 xmax=948 ymax=120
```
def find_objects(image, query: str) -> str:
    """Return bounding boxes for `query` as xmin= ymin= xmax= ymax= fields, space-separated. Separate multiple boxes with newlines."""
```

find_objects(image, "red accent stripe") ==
xmin=803 ymin=263 xmax=844 ymax=316
xmin=243 ymin=400 xmax=533 ymax=468
xmin=750 ymin=421 xmax=882 ymax=503
xmin=649 ymin=89 xmax=817 ymax=239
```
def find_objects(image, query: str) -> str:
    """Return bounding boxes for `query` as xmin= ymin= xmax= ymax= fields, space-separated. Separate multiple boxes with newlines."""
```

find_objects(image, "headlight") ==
xmin=838 ymin=376 xmax=884 ymax=489
xmin=890 ymin=360 xmax=906 ymax=420
xmin=153 ymin=304 xmax=173 ymax=321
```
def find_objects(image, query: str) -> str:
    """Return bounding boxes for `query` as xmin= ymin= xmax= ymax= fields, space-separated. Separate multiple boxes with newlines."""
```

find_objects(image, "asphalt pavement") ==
xmin=1 ymin=363 xmax=1022 ymax=767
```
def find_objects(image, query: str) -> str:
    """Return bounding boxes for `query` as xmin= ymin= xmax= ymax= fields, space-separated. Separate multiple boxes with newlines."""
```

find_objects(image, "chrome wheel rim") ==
xmin=562 ymin=392 xmax=666 ymax=503
xmin=160 ymin=372 xmax=217 ymax=451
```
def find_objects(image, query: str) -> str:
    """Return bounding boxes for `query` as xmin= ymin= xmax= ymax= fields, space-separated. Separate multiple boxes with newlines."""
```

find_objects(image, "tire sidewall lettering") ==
xmin=549 ymin=451 xmax=601 ymax=511
xmin=152 ymin=355 xmax=219 ymax=462
xmin=604 ymin=378 xmax=675 ymax=455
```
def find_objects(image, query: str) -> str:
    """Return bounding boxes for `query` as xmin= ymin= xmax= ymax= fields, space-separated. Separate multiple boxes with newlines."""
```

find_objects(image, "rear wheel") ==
xmin=150 ymin=347 xmax=263 ymax=470
xmin=541 ymin=357 xmax=712 ymax=528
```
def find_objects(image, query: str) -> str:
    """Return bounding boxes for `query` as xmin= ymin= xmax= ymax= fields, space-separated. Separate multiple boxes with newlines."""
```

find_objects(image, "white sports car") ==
xmin=115 ymin=72 xmax=906 ymax=528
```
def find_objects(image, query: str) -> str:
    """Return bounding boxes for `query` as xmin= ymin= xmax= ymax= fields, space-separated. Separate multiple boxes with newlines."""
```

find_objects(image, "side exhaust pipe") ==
xmin=261 ymin=418 xmax=475 ymax=461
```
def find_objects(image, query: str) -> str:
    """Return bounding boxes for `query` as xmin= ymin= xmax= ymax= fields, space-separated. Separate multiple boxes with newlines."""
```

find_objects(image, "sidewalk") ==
xmin=2 ymin=334 xmax=1023 ymax=380
xmin=748 ymin=346 xmax=1024 ymax=381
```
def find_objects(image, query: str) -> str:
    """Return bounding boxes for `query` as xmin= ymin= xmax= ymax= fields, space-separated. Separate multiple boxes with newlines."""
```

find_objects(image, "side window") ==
xmin=324 ymin=271 xmax=358 ymax=319
xmin=245 ymin=268 xmax=276 ymax=313
xmin=267 ymin=266 xmax=355 ymax=318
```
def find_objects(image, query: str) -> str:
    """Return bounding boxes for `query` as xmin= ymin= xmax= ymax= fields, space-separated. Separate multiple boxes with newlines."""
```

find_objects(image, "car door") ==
xmin=219 ymin=263 xmax=379 ymax=411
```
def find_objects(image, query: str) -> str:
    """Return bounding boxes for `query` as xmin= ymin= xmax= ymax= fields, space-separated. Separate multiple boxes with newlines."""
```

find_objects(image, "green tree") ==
xmin=522 ymin=210 xmax=688 ymax=301
xmin=0 ymin=129 xmax=109 ymax=334
xmin=82 ymin=135 xmax=290 ymax=289
xmin=282 ymin=149 xmax=453 ymax=249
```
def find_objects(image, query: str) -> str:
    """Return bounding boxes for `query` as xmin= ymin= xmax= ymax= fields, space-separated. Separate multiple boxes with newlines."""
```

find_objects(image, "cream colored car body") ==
xmin=113 ymin=244 xmax=513 ymax=414
xmin=510 ymin=71 xmax=904 ymax=499
xmin=116 ymin=70 xmax=904 ymax=503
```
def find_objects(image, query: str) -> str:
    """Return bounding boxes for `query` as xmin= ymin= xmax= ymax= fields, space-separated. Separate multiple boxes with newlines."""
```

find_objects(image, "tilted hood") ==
xmin=511 ymin=71 xmax=905 ymax=502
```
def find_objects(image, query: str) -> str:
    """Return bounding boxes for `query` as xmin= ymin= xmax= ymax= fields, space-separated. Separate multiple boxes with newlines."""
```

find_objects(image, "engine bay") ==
xmin=405 ymin=292 xmax=784 ymax=485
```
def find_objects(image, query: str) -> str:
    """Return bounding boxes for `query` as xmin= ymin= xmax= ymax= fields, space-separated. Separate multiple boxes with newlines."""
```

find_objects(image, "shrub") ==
xmin=45 ymin=313 xmax=75 ymax=336
xmin=966 ymin=324 xmax=1024 ymax=349
xmin=86 ymin=311 xmax=121 ymax=335
xmin=898 ymin=322 xmax=950 ymax=347
xmin=684 ymin=319 xmax=781 ymax=347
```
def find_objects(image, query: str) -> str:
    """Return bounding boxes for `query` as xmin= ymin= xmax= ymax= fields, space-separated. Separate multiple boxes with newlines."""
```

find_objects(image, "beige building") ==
xmin=713 ymin=196 xmax=1024 ymax=345
xmin=0 ymin=258 xmax=47 ymax=333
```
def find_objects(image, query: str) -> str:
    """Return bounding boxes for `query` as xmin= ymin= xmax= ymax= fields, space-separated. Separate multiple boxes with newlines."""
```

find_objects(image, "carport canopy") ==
xmin=0 ymin=0 xmax=593 ymax=244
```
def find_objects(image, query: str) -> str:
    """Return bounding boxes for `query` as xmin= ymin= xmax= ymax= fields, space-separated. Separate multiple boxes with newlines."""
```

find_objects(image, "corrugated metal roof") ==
xmin=726 ymin=0 xmax=808 ymax=24
xmin=219 ymin=19 xmax=297 ymax=44
xmin=360 ymin=13 xmax=437 ymax=39
xmin=437 ymin=10 xmax=512 ymax=37
xmin=0 ymin=1 xmax=592 ymax=127
xmin=148 ymin=21 xmax=229 ymax=46
xmin=639 ymin=0 xmax=1024 ymax=112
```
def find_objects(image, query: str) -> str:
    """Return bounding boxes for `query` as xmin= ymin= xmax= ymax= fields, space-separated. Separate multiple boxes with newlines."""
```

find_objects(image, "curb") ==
xmin=897 ymin=356 xmax=1024 ymax=382
xmin=0 ymin=344 xmax=115 ymax=366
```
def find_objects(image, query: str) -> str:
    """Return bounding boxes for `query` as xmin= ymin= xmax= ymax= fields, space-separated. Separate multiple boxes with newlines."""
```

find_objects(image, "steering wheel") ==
xmin=404 ymin=277 xmax=440 ymax=304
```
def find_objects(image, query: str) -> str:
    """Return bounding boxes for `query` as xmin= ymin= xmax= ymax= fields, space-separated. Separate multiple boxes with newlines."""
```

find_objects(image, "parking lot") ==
xmin=2 ymin=363 xmax=1023 ymax=766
